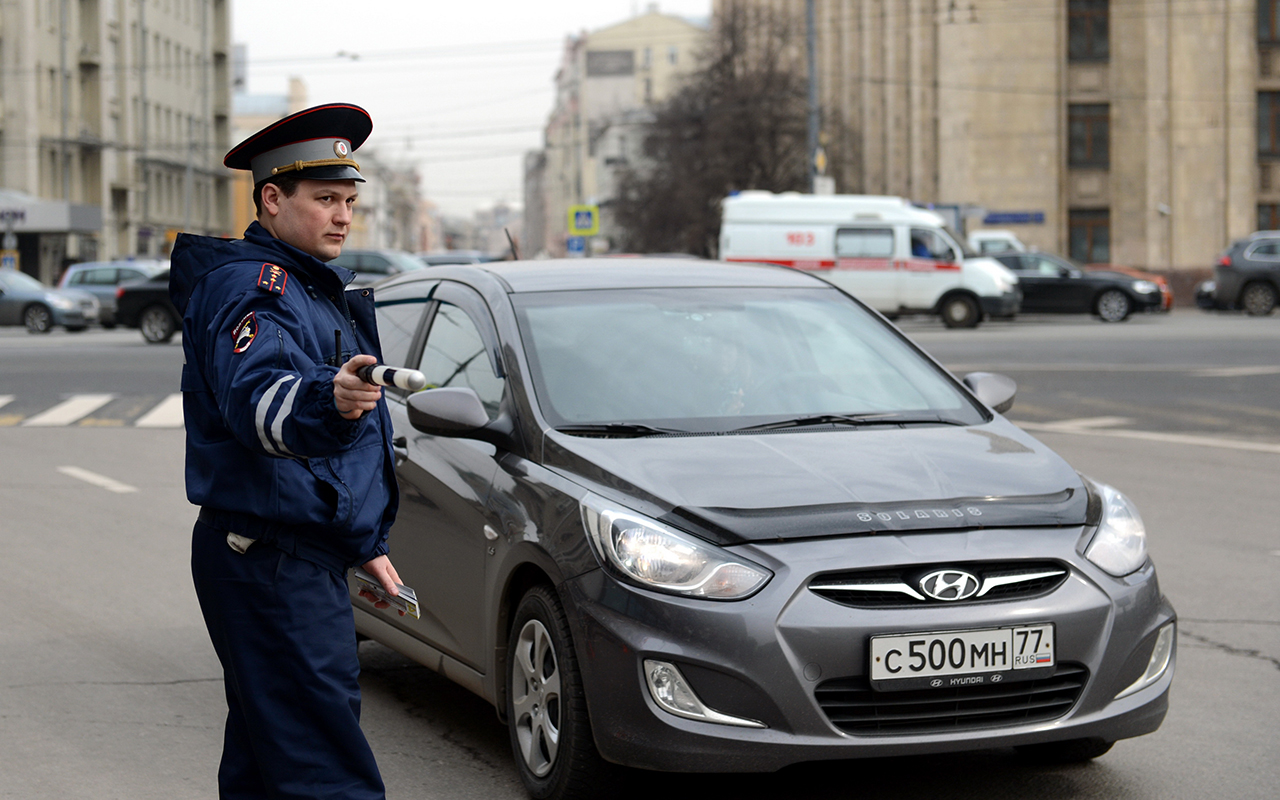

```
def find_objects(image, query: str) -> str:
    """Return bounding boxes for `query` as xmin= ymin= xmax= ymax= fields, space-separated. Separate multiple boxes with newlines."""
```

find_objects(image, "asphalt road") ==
xmin=0 ymin=310 xmax=1276 ymax=799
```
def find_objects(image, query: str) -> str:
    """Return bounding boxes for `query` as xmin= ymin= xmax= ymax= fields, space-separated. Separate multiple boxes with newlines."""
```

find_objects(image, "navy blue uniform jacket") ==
xmin=170 ymin=222 xmax=399 ymax=573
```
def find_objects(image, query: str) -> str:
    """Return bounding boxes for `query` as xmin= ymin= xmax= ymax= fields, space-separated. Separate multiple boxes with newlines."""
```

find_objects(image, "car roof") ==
xmin=381 ymin=257 xmax=830 ymax=294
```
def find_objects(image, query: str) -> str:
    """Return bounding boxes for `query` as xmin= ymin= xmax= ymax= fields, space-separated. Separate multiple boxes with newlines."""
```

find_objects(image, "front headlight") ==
xmin=581 ymin=493 xmax=772 ymax=599
xmin=1131 ymin=280 xmax=1158 ymax=295
xmin=50 ymin=295 xmax=76 ymax=310
xmin=1082 ymin=479 xmax=1148 ymax=576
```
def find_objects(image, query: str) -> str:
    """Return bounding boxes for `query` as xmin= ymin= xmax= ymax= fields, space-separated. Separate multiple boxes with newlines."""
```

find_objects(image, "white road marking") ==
xmin=1017 ymin=421 xmax=1280 ymax=455
xmin=56 ymin=465 xmax=139 ymax=494
xmin=1030 ymin=416 xmax=1133 ymax=431
xmin=0 ymin=395 xmax=12 ymax=410
xmin=21 ymin=394 xmax=115 ymax=427
xmin=1193 ymin=366 xmax=1280 ymax=378
xmin=134 ymin=393 xmax=184 ymax=428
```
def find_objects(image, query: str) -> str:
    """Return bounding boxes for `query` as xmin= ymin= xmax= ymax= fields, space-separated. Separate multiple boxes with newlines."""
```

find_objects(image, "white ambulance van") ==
xmin=719 ymin=192 xmax=1020 ymax=328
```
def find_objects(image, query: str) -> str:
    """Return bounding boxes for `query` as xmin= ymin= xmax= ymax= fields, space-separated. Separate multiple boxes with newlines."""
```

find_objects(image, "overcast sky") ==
xmin=232 ymin=1 xmax=713 ymax=219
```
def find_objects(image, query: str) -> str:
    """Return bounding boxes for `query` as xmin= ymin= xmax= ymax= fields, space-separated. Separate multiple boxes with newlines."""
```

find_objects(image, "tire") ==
xmin=23 ymin=304 xmax=53 ymax=334
xmin=1241 ymin=281 xmax=1278 ymax=316
xmin=939 ymin=294 xmax=981 ymax=329
xmin=1015 ymin=737 xmax=1114 ymax=764
xmin=1095 ymin=289 xmax=1132 ymax=323
xmin=139 ymin=305 xmax=177 ymax=343
xmin=507 ymin=585 xmax=609 ymax=800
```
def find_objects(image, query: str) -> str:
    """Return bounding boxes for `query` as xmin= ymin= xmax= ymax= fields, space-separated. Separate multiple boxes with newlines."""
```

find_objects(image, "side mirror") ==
xmin=963 ymin=371 xmax=1017 ymax=414
xmin=406 ymin=387 xmax=514 ymax=449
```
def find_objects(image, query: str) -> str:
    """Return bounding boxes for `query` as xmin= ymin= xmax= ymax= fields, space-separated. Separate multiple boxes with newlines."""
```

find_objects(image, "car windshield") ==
xmin=388 ymin=251 xmax=426 ymax=271
xmin=0 ymin=269 xmax=48 ymax=291
xmin=513 ymin=286 xmax=985 ymax=432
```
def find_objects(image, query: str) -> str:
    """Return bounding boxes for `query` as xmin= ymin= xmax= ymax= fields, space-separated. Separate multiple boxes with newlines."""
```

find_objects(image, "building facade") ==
xmin=727 ymin=0 xmax=1258 ymax=284
xmin=0 ymin=0 xmax=233 ymax=282
xmin=525 ymin=6 xmax=706 ymax=257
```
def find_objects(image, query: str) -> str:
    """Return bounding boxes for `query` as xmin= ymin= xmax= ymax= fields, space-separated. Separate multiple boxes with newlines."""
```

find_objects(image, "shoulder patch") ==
xmin=257 ymin=263 xmax=288 ymax=295
xmin=232 ymin=312 xmax=258 ymax=353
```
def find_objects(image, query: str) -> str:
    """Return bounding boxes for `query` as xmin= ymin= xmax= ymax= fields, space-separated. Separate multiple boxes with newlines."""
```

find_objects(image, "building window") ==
xmin=1068 ymin=0 xmax=1108 ymax=61
xmin=1069 ymin=209 xmax=1110 ymax=263
xmin=668 ymin=45 xmax=678 ymax=65
xmin=1262 ymin=1 xmax=1280 ymax=43
xmin=1069 ymin=104 xmax=1109 ymax=168
xmin=1259 ymin=205 xmax=1280 ymax=231
xmin=1260 ymin=92 xmax=1280 ymax=158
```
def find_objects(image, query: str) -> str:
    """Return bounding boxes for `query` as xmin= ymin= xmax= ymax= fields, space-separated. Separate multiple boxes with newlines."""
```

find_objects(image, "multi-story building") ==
xmin=525 ymin=5 xmax=706 ymax=256
xmin=0 ymin=0 xmax=233 ymax=282
xmin=728 ymin=0 xmax=1258 ymax=289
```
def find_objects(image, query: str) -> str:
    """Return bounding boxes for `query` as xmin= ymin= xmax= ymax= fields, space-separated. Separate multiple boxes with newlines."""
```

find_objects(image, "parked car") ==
xmin=1207 ymin=232 xmax=1280 ymax=315
xmin=356 ymin=258 xmax=1175 ymax=799
xmin=1085 ymin=264 xmax=1174 ymax=311
xmin=991 ymin=252 xmax=1165 ymax=321
xmin=115 ymin=270 xmax=181 ymax=343
xmin=0 ymin=268 xmax=99 ymax=332
xmin=327 ymin=248 xmax=424 ymax=286
xmin=58 ymin=258 xmax=167 ymax=326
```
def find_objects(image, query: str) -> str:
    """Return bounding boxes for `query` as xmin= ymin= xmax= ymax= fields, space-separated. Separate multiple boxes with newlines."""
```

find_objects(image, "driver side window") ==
xmin=417 ymin=303 xmax=505 ymax=418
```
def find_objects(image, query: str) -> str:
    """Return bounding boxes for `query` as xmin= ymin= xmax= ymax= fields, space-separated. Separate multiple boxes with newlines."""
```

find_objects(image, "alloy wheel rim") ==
xmin=26 ymin=307 xmax=50 ymax=331
xmin=1243 ymin=284 xmax=1275 ymax=315
xmin=1099 ymin=292 xmax=1128 ymax=321
xmin=511 ymin=618 xmax=562 ymax=778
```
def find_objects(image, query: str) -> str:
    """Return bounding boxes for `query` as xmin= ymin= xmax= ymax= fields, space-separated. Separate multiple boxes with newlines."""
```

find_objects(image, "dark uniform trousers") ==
xmin=191 ymin=520 xmax=385 ymax=799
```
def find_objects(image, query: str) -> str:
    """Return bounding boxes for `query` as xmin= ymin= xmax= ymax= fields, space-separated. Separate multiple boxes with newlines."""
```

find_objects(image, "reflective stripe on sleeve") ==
xmin=271 ymin=378 xmax=302 ymax=458
xmin=255 ymin=375 xmax=298 ymax=457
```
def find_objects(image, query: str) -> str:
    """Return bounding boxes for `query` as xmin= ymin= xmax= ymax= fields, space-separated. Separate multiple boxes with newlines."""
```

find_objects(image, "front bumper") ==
xmin=562 ymin=528 xmax=1173 ymax=773
xmin=979 ymin=290 xmax=1021 ymax=317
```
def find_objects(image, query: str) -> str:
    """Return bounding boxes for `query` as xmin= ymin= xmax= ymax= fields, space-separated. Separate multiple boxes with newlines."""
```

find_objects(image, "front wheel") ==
xmin=939 ymin=294 xmax=981 ymax=328
xmin=23 ymin=304 xmax=53 ymax=333
xmin=139 ymin=305 xmax=177 ymax=343
xmin=1241 ymin=281 xmax=1278 ymax=316
xmin=507 ymin=585 xmax=609 ymax=800
xmin=1095 ymin=289 xmax=1132 ymax=322
xmin=1015 ymin=737 xmax=1114 ymax=763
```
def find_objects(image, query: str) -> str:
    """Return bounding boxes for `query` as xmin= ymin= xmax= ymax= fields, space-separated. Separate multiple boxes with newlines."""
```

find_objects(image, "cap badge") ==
xmin=232 ymin=312 xmax=258 ymax=353
xmin=334 ymin=140 xmax=350 ymax=158
xmin=257 ymin=263 xmax=288 ymax=296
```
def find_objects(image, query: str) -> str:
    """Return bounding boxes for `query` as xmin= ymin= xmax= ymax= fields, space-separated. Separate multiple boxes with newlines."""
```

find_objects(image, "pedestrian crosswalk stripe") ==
xmin=56 ymin=465 xmax=139 ymax=494
xmin=22 ymin=394 xmax=115 ymax=427
xmin=135 ymin=393 xmax=184 ymax=428
xmin=0 ymin=395 xmax=12 ymax=411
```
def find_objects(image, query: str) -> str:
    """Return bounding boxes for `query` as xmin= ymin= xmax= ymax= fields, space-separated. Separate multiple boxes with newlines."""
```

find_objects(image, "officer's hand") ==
xmin=358 ymin=555 xmax=405 ymax=616
xmin=334 ymin=354 xmax=382 ymax=420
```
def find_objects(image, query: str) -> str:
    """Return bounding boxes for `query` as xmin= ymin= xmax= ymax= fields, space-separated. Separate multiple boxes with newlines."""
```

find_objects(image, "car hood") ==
xmin=542 ymin=418 xmax=1088 ymax=545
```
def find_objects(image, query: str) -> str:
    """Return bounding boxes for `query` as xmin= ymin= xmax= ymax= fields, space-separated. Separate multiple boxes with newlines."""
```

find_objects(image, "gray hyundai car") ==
xmin=353 ymin=258 xmax=1175 ymax=800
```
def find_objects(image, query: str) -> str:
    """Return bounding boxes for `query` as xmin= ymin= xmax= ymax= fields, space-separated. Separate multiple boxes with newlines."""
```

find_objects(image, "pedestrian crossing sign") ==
xmin=568 ymin=205 xmax=599 ymax=236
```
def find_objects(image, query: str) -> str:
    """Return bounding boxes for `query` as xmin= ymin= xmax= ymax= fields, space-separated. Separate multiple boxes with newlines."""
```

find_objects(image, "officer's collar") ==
xmin=242 ymin=221 xmax=357 ymax=289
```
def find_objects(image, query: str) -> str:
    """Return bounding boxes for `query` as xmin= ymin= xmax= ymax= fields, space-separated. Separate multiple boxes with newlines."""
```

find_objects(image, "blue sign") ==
xmin=566 ymin=236 xmax=586 ymax=256
xmin=983 ymin=211 xmax=1045 ymax=225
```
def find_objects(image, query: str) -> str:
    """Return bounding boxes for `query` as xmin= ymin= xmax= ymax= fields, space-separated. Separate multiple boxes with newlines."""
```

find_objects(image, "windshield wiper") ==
xmin=553 ymin=422 xmax=688 ymax=438
xmin=731 ymin=413 xmax=968 ymax=432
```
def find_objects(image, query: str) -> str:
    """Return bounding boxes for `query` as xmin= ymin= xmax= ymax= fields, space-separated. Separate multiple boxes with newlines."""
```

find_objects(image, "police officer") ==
xmin=170 ymin=103 xmax=401 ymax=799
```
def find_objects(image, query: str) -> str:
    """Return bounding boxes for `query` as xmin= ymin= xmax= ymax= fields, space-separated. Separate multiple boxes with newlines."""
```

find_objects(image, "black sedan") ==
xmin=115 ymin=269 xmax=182 ymax=343
xmin=1207 ymin=232 xmax=1280 ymax=315
xmin=354 ymin=258 xmax=1174 ymax=800
xmin=991 ymin=252 xmax=1165 ymax=321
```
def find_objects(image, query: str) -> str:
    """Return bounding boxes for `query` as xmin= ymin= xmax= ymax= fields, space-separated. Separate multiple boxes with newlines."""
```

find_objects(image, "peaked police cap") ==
xmin=224 ymin=103 xmax=373 ymax=185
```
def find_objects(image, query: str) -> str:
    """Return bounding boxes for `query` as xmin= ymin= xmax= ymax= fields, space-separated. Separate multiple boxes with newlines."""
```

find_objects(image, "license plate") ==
xmin=869 ymin=624 xmax=1055 ymax=691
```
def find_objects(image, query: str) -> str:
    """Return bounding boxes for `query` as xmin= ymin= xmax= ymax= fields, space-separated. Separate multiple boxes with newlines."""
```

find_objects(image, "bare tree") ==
xmin=613 ymin=1 xmax=810 ymax=257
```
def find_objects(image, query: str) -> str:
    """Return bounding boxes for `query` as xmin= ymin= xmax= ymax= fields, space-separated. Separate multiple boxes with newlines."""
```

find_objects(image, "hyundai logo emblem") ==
xmin=919 ymin=569 xmax=980 ymax=601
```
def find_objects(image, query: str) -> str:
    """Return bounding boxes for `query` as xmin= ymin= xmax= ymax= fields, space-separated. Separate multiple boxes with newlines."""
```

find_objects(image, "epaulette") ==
xmin=257 ymin=263 xmax=288 ymax=295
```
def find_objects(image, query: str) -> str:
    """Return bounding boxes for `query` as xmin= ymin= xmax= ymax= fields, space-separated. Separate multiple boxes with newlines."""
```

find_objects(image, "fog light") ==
xmin=643 ymin=660 xmax=765 ymax=728
xmin=1115 ymin=622 xmax=1175 ymax=699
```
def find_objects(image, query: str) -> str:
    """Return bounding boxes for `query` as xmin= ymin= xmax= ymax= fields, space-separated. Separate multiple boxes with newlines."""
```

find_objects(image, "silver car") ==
xmin=357 ymin=258 xmax=1175 ymax=800
xmin=58 ymin=259 xmax=167 ymax=326
xmin=0 ymin=268 xmax=99 ymax=332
